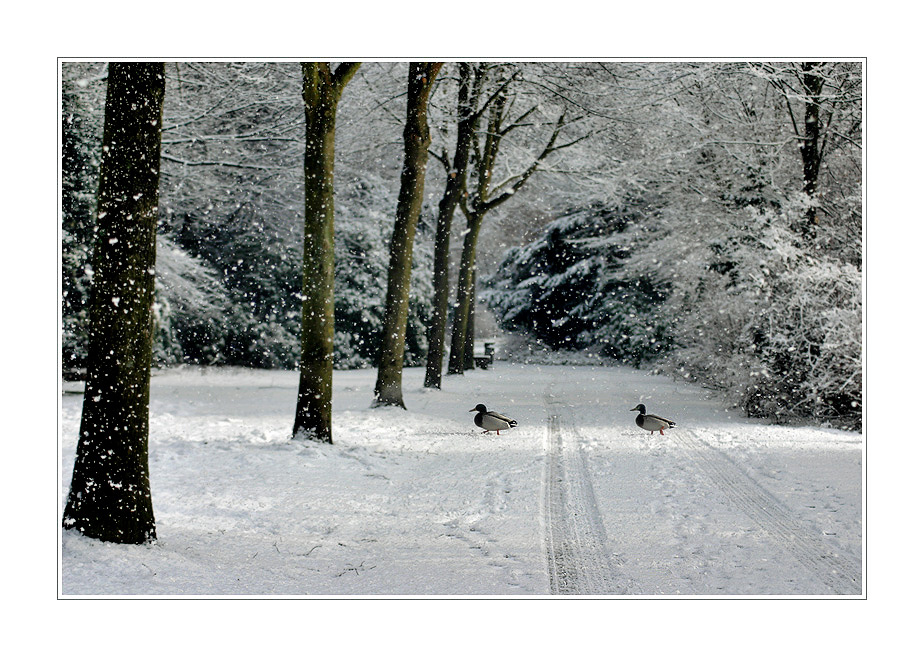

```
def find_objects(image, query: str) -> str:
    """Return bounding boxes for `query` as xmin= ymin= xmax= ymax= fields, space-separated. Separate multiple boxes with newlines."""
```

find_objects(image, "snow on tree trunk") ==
xmin=293 ymin=63 xmax=360 ymax=443
xmin=62 ymin=62 xmax=165 ymax=544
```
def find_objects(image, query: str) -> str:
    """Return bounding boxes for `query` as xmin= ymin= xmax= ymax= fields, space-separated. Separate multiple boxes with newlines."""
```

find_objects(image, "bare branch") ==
xmin=160 ymin=153 xmax=284 ymax=171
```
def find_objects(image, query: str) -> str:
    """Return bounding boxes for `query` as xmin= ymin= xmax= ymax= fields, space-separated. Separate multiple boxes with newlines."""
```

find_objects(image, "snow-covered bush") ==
xmin=636 ymin=200 xmax=862 ymax=429
xmin=61 ymin=230 xmax=93 ymax=377
xmin=334 ymin=212 xmax=433 ymax=369
xmin=484 ymin=203 xmax=669 ymax=365
xmin=754 ymin=259 xmax=861 ymax=426
xmin=153 ymin=236 xmax=239 ymax=366
xmin=153 ymin=206 xmax=437 ymax=372
xmin=488 ymin=197 xmax=861 ymax=429
xmin=222 ymin=310 xmax=300 ymax=369
xmin=334 ymin=218 xmax=389 ymax=368
xmin=61 ymin=74 xmax=102 ymax=377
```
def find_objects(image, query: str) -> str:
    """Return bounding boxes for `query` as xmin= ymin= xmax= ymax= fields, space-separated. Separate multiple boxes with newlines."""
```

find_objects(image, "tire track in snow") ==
xmin=542 ymin=389 xmax=624 ymax=595
xmin=675 ymin=430 xmax=861 ymax=595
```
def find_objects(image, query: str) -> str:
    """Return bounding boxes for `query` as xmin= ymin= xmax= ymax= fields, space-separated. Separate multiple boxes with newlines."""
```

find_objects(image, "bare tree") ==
xmin=373 ymin=62 xmax=443 ymax=408
xmin=423 ymin=63 xmax=484 ymax=388
xmin=292 ymin=63 xmax=360 ymax=442
xmin=447 ymin=71 xmax=578 ymax=375
xmin=755 ymin=62 xmax=860 ymax=242
xmin=62 ymin=63 xmax=166 ymax=544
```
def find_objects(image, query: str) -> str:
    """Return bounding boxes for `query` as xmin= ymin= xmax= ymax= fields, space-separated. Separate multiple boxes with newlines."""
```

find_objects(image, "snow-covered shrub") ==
xmin=744 ymin=258 xmax=861 ymax=427
xmin=154 ymin=236 xmax=239 ymax=366
xmin=334 ymin=219 xmax=387 ymax=369
xmin=484 ymin=203 xmax=669 ymax=364
xmin=151 ymin=284 xmax=184 ymax=366
xmin=333 ymin=213 xmax=433 ymax=369
xmin=223 ymin=310 xmax=300 ymax=369
xmin=61 ymin=75 xmax=102 ymax=376
xmin=61 ymin=231 xmax=93 ymax=377
xmin=640 ymin=200 xmax=862 ymax=429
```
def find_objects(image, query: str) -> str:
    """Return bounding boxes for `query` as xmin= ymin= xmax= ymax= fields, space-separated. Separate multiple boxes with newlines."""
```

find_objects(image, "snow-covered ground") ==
xmin=59 ymin=361 xmax=862 ymax=597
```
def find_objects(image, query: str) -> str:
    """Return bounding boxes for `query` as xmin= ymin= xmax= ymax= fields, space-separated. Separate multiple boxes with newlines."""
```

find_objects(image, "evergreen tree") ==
xmin=334 ymin=216 xmax=432 ymax=369
xmin=485 ymin=202 xmax=669 ymax=364
xmin=61 ymin=76 xmax=102 ymax=376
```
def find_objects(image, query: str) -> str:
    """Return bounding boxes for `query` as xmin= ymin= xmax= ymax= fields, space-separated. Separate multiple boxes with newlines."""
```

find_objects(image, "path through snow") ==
xmin=60 ymin=362 xmax=862 ymax=596
xmin=543 ymin=382 xmax=624 ymax=594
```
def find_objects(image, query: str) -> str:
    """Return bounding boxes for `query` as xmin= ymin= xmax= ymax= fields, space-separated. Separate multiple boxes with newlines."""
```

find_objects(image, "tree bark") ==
xmin=447 ymin=209 xmax=485 ymax=374
xmin=373 ymin=62 xmax=443 ymax=408
xmin=293 ymin=63 xmax=360 ymax=443
xmin=464 ymin=268 xmax=476 ymax=370
xmin=423 ymin=63 xmax=479 ymax=389
xmin=800 ymin=62 xmax=824 ymax=239
xmin=447 ymin=88 xmax=505 ymax=375
xmin=62 ymin=62 xmax=165 ymax=544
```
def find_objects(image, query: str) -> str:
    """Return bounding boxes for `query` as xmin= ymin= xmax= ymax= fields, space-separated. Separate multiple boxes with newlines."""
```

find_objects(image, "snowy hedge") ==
xmin=644 ymin=201 xmax=862 ymax=429
xmin=333 ymin=213 xmax=433 ymax=369
xmin=484 ymin=203 xmax=670 ymax=365
xmin=150 ymin=213 xmax=434 ymax=371
xmin=486 ymin=200 xmax=862 ymax=430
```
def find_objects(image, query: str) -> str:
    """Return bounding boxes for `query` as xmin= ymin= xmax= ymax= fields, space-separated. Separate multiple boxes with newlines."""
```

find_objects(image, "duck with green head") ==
xmin=630 ymin=403 xmax=676 ymax=435
xmin=469 ymin=404 xmax=518 ymax=435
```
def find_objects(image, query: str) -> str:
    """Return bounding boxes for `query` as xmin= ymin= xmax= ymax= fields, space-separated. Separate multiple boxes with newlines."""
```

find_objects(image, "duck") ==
xmin=630 ymin=403 xmax=676 ymax=435
xmin=469 ymin=404 xmax=518 ymax=435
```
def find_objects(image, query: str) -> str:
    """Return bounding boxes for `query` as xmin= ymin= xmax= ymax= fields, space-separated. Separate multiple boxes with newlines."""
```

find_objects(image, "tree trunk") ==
xmin=423 ymin=64 xmax=478 ymax=389
xmin=373 ymin=62 xmax=443 ymax=408
xmin=62 ymin=62 xmax=165 ymax=544
xmin=293 ymin=63 xmax=359 ymax=443
xmin=447 ymin=210 xmax=485 ymax=374
xmin=464 ymin=268 xmax=476 ymax=370
xmin=800 ymin=62 xmax=824 ymax=239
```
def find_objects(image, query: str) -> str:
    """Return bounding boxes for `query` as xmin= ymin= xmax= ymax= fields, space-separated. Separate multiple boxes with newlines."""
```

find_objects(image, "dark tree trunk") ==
xmin=447 ymin=210 xmax=484 ymax=374
xmin=292 ymin=63 xmax=360 ymax=443
xmin=62 ymin=62 xmax=165 ymax=544
xmin=423 ymin=64 xmax=479 ymax=389
xmin=464 ymin=269 xmax=476 ymax=370
xmin=800 ymin=62 xmax=824 ymax=239
xmin=373 ymin=62 xmax=443 ymax=408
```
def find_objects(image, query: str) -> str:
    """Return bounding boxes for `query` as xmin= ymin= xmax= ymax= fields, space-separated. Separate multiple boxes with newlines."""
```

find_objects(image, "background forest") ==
xmin=61 ymin=61 xmax=862 ymax=430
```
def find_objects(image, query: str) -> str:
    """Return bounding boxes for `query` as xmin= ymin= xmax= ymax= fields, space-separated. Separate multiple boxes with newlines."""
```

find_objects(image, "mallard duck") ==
xmin=630 ymin=404 xmax=676 ymax=435
xmin=469 ymin=404 xmax=518 ymax=435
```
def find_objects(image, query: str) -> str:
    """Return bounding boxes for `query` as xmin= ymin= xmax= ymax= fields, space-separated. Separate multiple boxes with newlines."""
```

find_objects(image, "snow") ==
xmin=60 ymin=361 xmax=861 ymax=598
